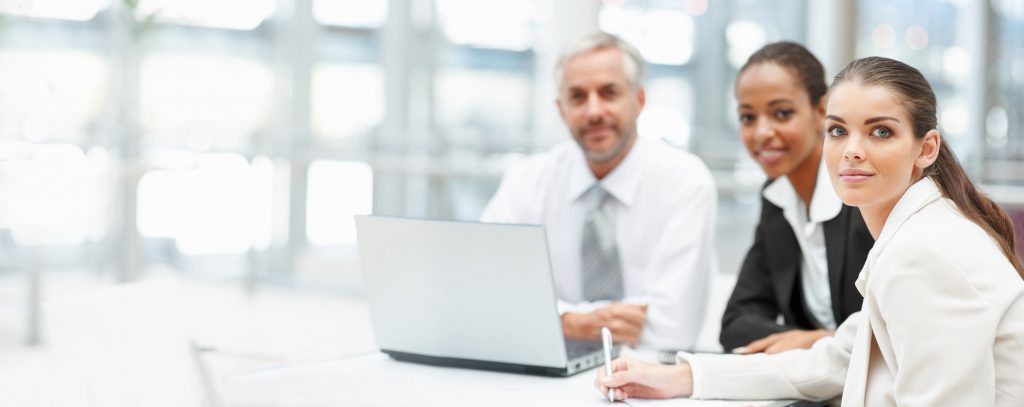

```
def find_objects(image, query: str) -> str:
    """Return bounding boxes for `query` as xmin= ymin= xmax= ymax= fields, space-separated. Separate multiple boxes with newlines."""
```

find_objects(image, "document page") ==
xmin=625 ymin=399 xmax=790 ymax=407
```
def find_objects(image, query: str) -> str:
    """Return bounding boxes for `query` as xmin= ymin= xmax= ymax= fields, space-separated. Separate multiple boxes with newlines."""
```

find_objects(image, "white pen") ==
xmin=601 ymin=326 xmax=615 ymax=402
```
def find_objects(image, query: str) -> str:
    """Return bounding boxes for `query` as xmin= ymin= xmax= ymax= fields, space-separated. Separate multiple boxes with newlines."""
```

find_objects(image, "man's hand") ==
xmin=562 ymin=303 xmax=647 ymax=345
xmin=732 ymin=329 xmax=832 ymax=354
xmin=596 ymin=357 xmax=693 ymax=401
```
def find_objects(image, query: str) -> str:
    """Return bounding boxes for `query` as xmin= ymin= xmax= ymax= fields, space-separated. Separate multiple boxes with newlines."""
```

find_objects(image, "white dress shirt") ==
xmin=480 ymin=135 xmax=718 ymax=349
xmin=679 ymin=178 xmax=1024 ymax=405
xmin=762 ymin=159 xmax=841 ymax=330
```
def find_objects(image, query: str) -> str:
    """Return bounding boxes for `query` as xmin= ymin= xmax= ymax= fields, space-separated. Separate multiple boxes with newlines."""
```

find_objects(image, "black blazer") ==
xmin=719 ymin=182 xmax=874 ymax=351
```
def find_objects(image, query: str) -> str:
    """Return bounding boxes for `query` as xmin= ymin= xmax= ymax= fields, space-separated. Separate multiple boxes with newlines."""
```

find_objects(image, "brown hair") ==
xmin=831 ymin=56 xmax=1024 ymax=278
xmin=739 ymin=41 xmax=828 ymax=107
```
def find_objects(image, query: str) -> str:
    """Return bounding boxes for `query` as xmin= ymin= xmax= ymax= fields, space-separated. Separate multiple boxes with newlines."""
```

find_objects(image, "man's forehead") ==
xmin=559 ymin=49 xmax=630 ymax=86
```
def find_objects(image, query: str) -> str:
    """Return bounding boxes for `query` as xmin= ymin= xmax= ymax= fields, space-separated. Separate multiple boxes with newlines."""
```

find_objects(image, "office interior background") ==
xmin=1 ymin=0 xmax=1023 ymax=403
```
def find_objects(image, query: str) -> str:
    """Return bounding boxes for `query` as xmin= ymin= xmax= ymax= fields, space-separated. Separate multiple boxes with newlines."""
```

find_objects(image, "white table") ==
xmin=223 ymin=351 xmax=798 ymax=407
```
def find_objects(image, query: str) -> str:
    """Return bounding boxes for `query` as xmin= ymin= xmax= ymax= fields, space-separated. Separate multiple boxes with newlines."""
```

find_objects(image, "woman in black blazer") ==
xmin=719 ymin=42 xmax=874 ymax=354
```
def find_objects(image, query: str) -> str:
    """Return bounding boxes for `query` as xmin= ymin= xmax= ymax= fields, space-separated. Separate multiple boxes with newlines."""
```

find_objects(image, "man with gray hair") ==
xmin=481 ymin=32 xmax=717 ymax=350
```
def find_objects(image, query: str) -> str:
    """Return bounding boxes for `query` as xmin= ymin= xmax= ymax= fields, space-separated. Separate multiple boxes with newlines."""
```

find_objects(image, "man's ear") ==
xmin=555 ymin=98 xmax=566 ymax=122
xmin=635 ymin=86 xmax=646 ymax=110
xmin=916 ymin=129 xmax=941 ymax=169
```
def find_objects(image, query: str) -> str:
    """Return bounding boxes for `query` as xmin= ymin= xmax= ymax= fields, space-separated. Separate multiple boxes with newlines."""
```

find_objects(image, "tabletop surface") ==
xmin=223 ymin=350 xmax=796 ymax=407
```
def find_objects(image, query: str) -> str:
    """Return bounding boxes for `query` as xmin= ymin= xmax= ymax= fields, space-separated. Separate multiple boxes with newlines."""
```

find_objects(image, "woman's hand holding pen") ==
xmin=595 ymin=358 xmax=693 ymax=401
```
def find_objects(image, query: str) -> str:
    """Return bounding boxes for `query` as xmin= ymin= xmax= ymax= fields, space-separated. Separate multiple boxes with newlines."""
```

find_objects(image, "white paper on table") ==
xmin=625 ymin=399 xmax=793 ymax=407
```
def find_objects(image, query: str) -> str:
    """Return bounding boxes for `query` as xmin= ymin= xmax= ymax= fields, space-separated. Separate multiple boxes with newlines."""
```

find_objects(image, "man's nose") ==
xmin=584 ymin=94 xmax=605 ymax=120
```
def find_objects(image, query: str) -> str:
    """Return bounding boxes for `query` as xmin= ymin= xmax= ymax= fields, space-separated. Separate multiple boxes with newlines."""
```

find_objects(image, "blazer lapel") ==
xmin=823 ymin=206 xmax=849 ymax=323
xmin=841 ymin=313 xmax=873 ymax=406
xmin=765 ymin=212 xmax=799 ymax=307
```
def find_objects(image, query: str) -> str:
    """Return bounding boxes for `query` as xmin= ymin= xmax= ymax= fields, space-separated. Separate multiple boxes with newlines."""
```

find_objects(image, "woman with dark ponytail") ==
xmin=595 ymin=56 xmax=1024 ymax=406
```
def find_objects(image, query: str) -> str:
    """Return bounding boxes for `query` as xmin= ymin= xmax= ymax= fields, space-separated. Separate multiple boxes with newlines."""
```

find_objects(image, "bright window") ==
xmin=306 ymin=160 xmax=373 ymax=246
xmin=140 ymin=54 xmax=272 ymax=149
xmin=600 ymin=5 xmax=695 ymax=65
xmin=0 ymin=144 xmax=109 ymax=246
xmin=0 ymin=0 xmax=110 ymax=21
xmin=639 ymin=78 xmax=693 ymax=149
xmin=137 ymin=153 xmax=271 ymax=255
xmin=313 ymin=0 xmax=387 ymax=28
xmin=311 ymin=64 xmax=386 ymax=141
xmin=435 ymin=0 xmax=541 ymax=51
xmin=0 ymin=50 xmax=106 ymax=143
xmin=435 ymin=70 xmax=530 ymax=133
xmin=135 ymin=0 xmax=275 ymax=30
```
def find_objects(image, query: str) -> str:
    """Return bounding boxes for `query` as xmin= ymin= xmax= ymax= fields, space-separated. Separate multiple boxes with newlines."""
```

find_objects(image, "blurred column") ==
xmin=693 ymin=1 xmax=729 ymax=146
xmin=963 ymin=1 xmax=991 ymax=179
xmin=107 ymin=0 xmax=144 ymax=283
xmin=806 ymin=0 xmax=857 ymax=79
xmin=26 ymin=250 xmax=40 ymax=345
xmin=373 ymin=0 xmax=415 ymax=217
xmin=270 ymin=0 xmax=315 ymax=277
xmin=531 ymin=0 xmax=600 ymax=148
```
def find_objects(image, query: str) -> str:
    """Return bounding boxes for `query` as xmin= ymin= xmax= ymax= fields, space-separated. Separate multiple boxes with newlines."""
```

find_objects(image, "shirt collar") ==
xmin=567 ymin=135 xmax=647 ymax=207
xmin=855 ymin=177 xmax=942 ymax=294
xmin=872 ymin=176 xmax=942 ymax=249
xmin=762 ymin=158 xmax=842 ymax=223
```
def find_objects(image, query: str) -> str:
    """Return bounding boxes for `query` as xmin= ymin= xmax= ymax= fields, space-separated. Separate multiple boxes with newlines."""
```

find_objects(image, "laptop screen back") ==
xmin=355 ymin=215 xmax=569 ymax=369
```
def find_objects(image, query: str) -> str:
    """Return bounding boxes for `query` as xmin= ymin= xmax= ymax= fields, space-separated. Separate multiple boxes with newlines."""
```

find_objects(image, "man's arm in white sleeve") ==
xmin=638 ymin=169 xmax=717 ymax=349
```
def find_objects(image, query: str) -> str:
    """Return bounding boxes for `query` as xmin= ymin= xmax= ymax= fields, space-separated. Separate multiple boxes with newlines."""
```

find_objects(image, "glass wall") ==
xmin=0 ymin=0 xmax=1021 ymax=289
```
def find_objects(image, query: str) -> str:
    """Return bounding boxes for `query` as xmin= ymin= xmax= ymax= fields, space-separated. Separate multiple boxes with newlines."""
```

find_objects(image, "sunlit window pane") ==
xmin=311 ymin=64 xmax=385 ymax=141
xmin=306 ymin=161 xmax=373 ymax=246
xmin=639 ymin=78 xmax=693 ymax=149
xmin=135 ymin=0 xmax=275 ymax=30
xmin=989 ymin=1 xmax=1024 ymax=160
xmin=0 ymin=144 xmax=109 ymax=246
xmin=140 ymin=54 xmax=272 ymax=150
xmin=726 ymin=20 xmax=768 ymax=68
xmin=0 ymin=50 xmax=106 ymax=143
xmin=600 ymin=5 xmax=695 ymax=65
xmin=435 ymin=70 xmax=530 ymax=132
xmin=436 ymin=0 xmax=540 ymax=50
xmin=313 ymin=0 xmax=387 ymax=28
xmin=138 ymin=152 xmax=269 ymax=255
xmin=0 ymin=0 xmax=110 ymax=21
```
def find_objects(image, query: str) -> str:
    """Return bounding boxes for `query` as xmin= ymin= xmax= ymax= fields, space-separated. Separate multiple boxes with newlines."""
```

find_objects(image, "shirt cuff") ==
xmin=556 ymin=300 xmax=610 ymax=315
xmin=675 ymin=351 xmax=705 ymax=399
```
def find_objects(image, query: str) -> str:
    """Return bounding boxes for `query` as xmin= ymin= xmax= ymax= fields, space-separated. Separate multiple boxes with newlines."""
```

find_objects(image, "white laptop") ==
xmin=354 ymin=215 xmax=616 ymax=376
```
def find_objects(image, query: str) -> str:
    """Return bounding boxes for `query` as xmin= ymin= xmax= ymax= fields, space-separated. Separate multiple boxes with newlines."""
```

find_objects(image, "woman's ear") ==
xmin=916 ymin=129 xmax=941 ymax=169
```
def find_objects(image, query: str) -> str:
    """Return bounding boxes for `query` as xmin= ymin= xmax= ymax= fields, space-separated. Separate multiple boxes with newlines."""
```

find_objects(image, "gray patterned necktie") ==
xmin=581 ymin=185 xmax=624 ymax=301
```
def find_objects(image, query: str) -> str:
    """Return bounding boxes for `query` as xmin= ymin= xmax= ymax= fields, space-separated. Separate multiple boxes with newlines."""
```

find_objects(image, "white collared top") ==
xmin=481 ymin=135 xmax=718 ymax=349
xmin=762 ymin=158 xmax=842 ymax=330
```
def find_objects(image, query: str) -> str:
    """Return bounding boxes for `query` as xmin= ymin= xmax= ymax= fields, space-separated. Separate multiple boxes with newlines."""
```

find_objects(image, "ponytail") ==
xmin=926 ymin=143 xmax=1024 ymax=278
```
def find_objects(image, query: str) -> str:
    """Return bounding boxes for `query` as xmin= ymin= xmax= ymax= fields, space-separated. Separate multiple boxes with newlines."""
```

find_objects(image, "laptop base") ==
xmin=383 ymin=350 xmax=578 ymax=377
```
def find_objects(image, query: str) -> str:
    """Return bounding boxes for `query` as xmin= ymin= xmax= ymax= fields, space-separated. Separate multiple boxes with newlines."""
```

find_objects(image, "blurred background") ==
xmin=0 ymin=0 xmax=1022 ymax=404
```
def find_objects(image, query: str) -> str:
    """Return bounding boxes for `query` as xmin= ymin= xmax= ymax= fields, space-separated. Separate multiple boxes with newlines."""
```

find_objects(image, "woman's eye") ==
xmin=827 ymin=126 xmax=847 ymax=137
xmin=775 ymin=109 xmax=794 ymax=120
xmin=738 ymin=114 xmax=754 ymax=124
xmin=871 ymin=127 xmax=893 ymax=138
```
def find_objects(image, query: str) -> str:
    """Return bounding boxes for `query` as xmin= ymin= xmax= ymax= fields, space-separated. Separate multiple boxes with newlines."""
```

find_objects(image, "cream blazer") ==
xmin=681 ymin=178 xmax=1024 ymax=406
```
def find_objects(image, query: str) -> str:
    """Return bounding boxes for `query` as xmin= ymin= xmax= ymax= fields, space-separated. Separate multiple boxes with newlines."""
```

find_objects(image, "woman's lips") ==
xmin=839 ymin=168 xmax=873 ymax=183
xmin=757 ymin=149 xmax=784 ymax=165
